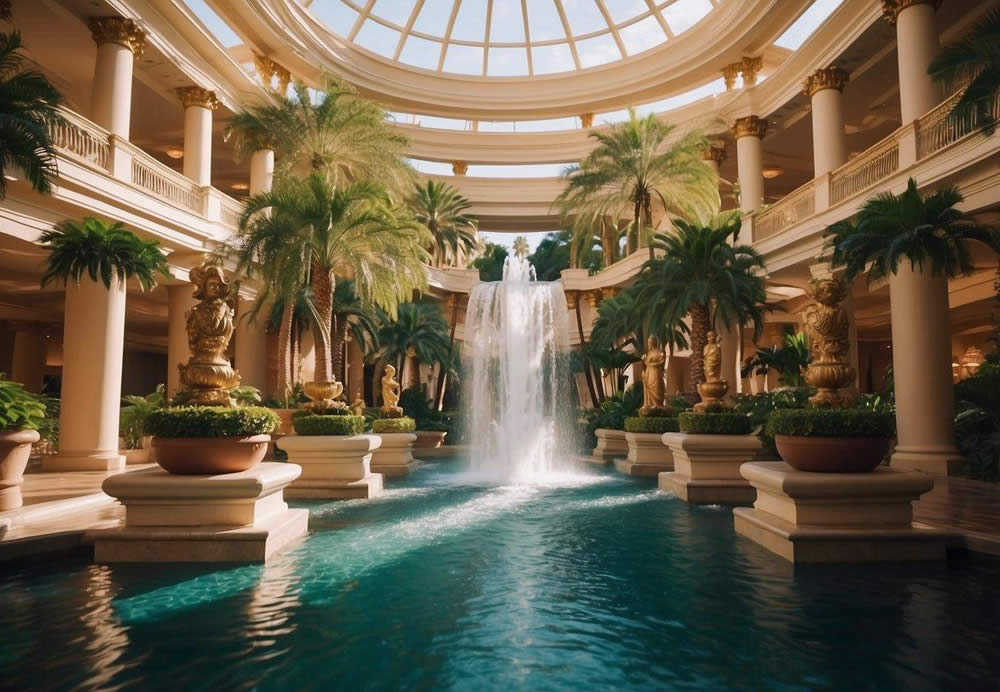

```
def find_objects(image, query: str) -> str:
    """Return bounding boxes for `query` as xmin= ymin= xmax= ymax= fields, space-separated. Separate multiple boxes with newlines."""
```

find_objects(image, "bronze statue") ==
xmin=803 ymin=277 xmax=855 ymax=407
xmin=639 ymin=336 xmax=667 ymax=416
xmin=695 ymin=330 xmax=730 ymax=412
xmin=380 ymin=364 xmax=403 ymax=418
xmin=178 ymin=262 xmax=241 ymax=406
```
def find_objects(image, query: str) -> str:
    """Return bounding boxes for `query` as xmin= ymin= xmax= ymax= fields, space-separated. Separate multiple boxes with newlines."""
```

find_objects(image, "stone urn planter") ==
xmin=592 ymin=428 xmax=627 ymax=462
xmin=277 ymin=414 xmax=384 ymax=499
xmin=767 ymin=408 xmax=895 ymax=473
xmin=414 ymin=430 xmax=447 ymax=449
xmin=370 ymin=418 xmax=420 ymax=477
xmin=0 ymin=429 xmax=39 ymax=510
xmin=615 ymin=417 xmax=678 ymax=476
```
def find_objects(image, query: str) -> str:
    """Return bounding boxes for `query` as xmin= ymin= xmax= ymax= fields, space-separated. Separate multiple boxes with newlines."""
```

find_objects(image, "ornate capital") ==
xmin=580 ymin=112 xmax=594 ymax=128
xmin=881 ymin=0 xmax=940 ymax=23
xmin=732 ymin=115 xmax=767 ymax=140
xmin=88 ymin=17 xmax=146 ymax=57
xmin=176 ymin=86 xmax=219 ymax=111
xmin=741 ymin=56 xmax=763 ymax=87
xmin=565 ymin=290 xmax=578 ymax=310
xmin=600 ymin=286 xmax=619 ymax=301
xmin=702 ymin=144 xmax=727 ymax=166
xmin=804 ymin=67 xmax=849 ymax=98
xmin=452 ymin=161 xmax=468 ymax=176
xmin=585 ymin=290 xmax=601 ymax=309
xmin=722 ymin=63 xmax=741 ymax=91
xmin=253 ymin=52 xmax=290 ymax=93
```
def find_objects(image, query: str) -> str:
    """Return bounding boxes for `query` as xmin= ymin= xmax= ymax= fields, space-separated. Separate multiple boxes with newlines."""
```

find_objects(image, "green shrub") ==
xmin=766 ymin=408 xmax=895 ymax=438
xmin=372 ymin=417 xmax=416 ymax=434
xmin=0 ymin=379 xmax=47 ymax=431
xmin=734 ymin=388 xmax=812 ymax=457
xmin=145 ymin=406 xmax=278 ymax=438
xmin=624 ymin=416 xmax=679 ymax=434
xmin=120 ymin=385 xmax=165 ymax=448
xmin=679 ymin=411 xmax=753 ymax=435
xmin=293 ymin=414 xmax=364 ymax=436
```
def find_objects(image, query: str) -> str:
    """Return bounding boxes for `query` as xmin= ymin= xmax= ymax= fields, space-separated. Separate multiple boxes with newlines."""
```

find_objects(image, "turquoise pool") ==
xmin=1 ymin=463 xmax=998 ymax=690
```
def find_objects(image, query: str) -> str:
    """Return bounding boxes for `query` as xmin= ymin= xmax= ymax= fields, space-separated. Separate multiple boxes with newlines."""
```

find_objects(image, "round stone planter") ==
xmin=775 ymin=434 xmax=891 ymax=473
xmin=0 ymin=429 xmax=39 ymax=510
xmin=151 ymin=435 xmax=271 ymax=475
xmin=414 ymin=431 xmax=447 ymax=449
xmin=277 ymin=434 xmax=384 ymax=499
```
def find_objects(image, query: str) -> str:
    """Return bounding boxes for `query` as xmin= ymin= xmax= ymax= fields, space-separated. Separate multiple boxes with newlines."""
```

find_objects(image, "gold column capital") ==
xmin=452 ymin=161 xmax=468 ymax=176
xmin=722 ymin=63 xmax=741 ymax=91
xmin=600 ymin=286 xmax=619 ymax=301
xmin=580 ymin=112 xmax=594 ymax=128
xmin=881 ymin=0 xmax=940 ymax=24
xmin=741 ymin=56 xmax=763 ymax=87
xmin=176 ymin=86 xmax=219 ymax=111
xmin=88 ymin=17 xmax=146 ymax=57
xmin=702 ymin=143 xmax=727 ymax=166
xmin=585 ymin=290 xmax=601 ymax=310
xmin=253 ymin=52 xmax=290 ymax=93
xmin=565 ymin=290 xmax=578 ymax=310
xmin=732 ymin=115 xmax=768 ymax=140
xmin=804 ymin=66 xmax=850 ymax=98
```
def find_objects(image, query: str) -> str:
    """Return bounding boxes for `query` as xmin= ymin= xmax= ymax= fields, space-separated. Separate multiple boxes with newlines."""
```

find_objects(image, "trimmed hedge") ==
xmin=679 ymin=411 xmax=753 ymax=435
xmin=625 ymin=416 xmax=679 ymax=434
xmin=293 ymin=414 xmax=364 ymax=436
xmin=372 ymin=417 xmax=416 ymax=434
xmin=145 ymin=406 xmax=278 ymax=438
xmin=766 ymin=408 xmax=895 ymax=438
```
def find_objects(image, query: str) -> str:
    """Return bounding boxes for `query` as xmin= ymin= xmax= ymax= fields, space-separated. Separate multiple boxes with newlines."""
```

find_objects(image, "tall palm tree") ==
xmin=331 ymin=279 xmax=379 ymax=383
xmin=239 ymin=175 xmax=430 ymax=384
xmin=0 ymin=31 xmax=63 ymax=199
xmin=512 ymin=235 xmax=530 ymax=259
xmin=225 ymin=79 xmax=414 ymax=195
xmin=409 ymin=180 xmax=479 ymax=268
xmin=375 ymin=302 xmax=452 ymax=391
xmin=556 ymin=108 xmax=720 ymax=259
xmin=929 ymin=9 xmax=1000 ymax=135
xmin=635 ymin=214 xmax=768 ymax=387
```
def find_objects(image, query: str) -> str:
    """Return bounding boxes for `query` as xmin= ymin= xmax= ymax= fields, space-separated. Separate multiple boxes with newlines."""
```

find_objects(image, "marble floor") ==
xmin=914 ymin=475 xmax=1000 ymax=555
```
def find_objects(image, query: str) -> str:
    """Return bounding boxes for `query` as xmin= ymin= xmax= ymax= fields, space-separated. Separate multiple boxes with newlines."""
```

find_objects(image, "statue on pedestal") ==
xmin=351 ymin=391 xmax=366 ymax=418
xmin=380 ymin=365 xmax=403 ymax=418
xmin=178 ymin=262 xmax=241 ymax=406
xmin=695 ymin=330 xmax=730 ymax=412
xmin=803 ymin=277 xmax=855 ymax=408
xmin=639 ymin=336 xmax=668 ymax=417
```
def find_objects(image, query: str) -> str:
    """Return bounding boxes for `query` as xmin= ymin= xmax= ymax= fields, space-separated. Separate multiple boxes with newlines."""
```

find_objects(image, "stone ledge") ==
xmin=624 ymin=431 xmax=673 ymax=470
xmin=285 ymin=475 xmax=383 ymax=499
xmin=659 ymin=473 xmax=756 ymax=505
xmin=369 ymin=460 xmax=422 ymax=478
xmin=614 ymin=458 xmax=671 ymax=477
xmin=662 ymin=432 xmax=761 ymax=504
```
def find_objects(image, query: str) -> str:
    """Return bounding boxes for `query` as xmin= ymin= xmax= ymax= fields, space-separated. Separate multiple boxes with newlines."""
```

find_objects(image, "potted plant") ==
xmin=0 ymin=379 xmax=46 ymax=509
xmin=619 ymin=414 xmax=679 ymax=475
xmin=145 ymin=406 xmax=279 ymax=474
xmin=119 ymin=385 xmax=165 ymax=464
xmin=766 ymin=408 xmax=895 ymax=473
xmin=370 ymin=416 xmax=420 ymax=477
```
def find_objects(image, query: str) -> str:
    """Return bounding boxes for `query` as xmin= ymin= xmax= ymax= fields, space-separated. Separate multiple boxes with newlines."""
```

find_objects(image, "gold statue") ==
xmin=639 ymin=336 xmax=667 ymax=416
xmin=803 ymin=277 xmax=855 ymax=407
xmin=178 ymin=262 xmax=241 ymax=406
xmin=351 ymin=391 xmax=365 ymax=418
xmin=380 ymin=364 xmax=403 ymax=418
xmin=695 ymin=330 xmax=730 ymax=412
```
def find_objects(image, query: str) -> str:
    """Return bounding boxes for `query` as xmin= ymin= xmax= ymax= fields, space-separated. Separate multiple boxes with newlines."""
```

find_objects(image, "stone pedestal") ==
xmin=659 ymin=432 xmax=762 ymax=505
xmin=370 ymin=433 xmax=421 ymax=478
xmin=277 ymin=435 xmax=384 ymax=499
xmin=733 ymin=462 xmax=949 ymax=563
xmin=614 ymin=432 xmax=673 ymax=477
xmin=91 ymin=462 xmax=308 ymax=563
xmin=592 ymin=428 xmax=627 ymax=463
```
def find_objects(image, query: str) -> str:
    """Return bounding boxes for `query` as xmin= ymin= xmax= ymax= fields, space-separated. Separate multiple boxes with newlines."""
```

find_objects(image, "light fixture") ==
xmin=231 ymin=182 xmax=249 ymax=191
xmin=762 ymin=167 xmax=783 ymax=179
xmin=165 ymin=147 xmax=184 ymax=159
xmin=960 ymin=346 xmax=985 ymax=378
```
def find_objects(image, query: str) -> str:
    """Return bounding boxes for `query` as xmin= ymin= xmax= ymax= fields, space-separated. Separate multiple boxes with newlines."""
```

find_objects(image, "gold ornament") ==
xmin=88 ymin=17 xmax=146 ymax=57
xmin=881 ymin=0 xmax=940 ymax=24
xmin=695 ymin=331 xmax=730 ymax=412
xmin=741 ymin=56 xmax=763 ymax=87
xmin=803 ymin=278 xmax=856 ymax=408
xmin=351 ymin=392 xmax=366 ymax=418
xmin=732 ymin=116 xmax=768 ymax=140
xmin=380 ymin=365 xmax=403 ymax=418
xmin=451 ymin=161 xmax=468 ymax=176
xmin=639 ymin=337 xmax=668 ymax=417
xmin=702 ymin=144 xmax=727 ymax=166
xmin=804 ymin=67 xmax=849 ymax=98
xmin=178 ymin=262 xmax=241 ymax=406
xmin=175 ymin=86 xmax=219 ymax=111
xmin=580 ymin=112 xmax=594 ymax=128
xmin=721 ymin=63 xmax=741 ymax=91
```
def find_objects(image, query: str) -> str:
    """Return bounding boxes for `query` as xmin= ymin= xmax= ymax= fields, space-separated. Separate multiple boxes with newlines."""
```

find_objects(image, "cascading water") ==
xmin=464 ymin=255 xmax=575 ymax=481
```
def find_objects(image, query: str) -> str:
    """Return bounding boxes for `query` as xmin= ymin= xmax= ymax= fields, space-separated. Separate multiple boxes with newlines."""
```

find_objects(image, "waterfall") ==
xmin=464 ymin=255 xmax=575 ymax=481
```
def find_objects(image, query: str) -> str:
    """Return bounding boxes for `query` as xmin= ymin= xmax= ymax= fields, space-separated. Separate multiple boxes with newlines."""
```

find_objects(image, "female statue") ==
xmin=703 ymin=330 xmax=722 ymax=383
xmin=380 ymin=364 xmax=403 ymax=418
xmin=640 ymin=336 xmax=666 ymax=415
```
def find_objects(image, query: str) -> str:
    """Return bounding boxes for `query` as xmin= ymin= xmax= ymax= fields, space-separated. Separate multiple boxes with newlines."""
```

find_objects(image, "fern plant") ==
xmin=0 ymin=377 xmax=46 ymax=431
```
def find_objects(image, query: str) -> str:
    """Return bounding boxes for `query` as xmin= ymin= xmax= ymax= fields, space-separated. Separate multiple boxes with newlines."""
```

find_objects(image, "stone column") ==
xmin=235 ymin=296 xmax=269 ymax=394
xmin=44 ymin=276 xmax=126 ymax=472
xmin=805 ymin=67 xmax=850 ymax=176
xmin=889 ymin=265 xmax=961 ymax=474
xmin=10 ymin=323 xmax=47 ymax=393
xmin=884 ymin=0 xmax=941 ymax=123
xmin=88 ymin=17 xmax=145 ymax=138
xmin=733 ymin=116 xmax=767 ymax=213
xmin=176 ymin=87 xmax=218 ymax=186
xmin=250 ymin=149 xmax=274 ymax=195
xmin=167 ymin=284 xmax=197 ymax=399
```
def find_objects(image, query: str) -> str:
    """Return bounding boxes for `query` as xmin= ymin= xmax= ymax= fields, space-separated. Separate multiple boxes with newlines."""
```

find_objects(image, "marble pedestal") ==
xmin=659 ymin=433 xmax=762 ymax=505
xmin=277 ymin=435 xmax=384 ymax=499
xmin=734 ymin=462 xmax=949 ymax=563
xmin=92 ymin=462 xmax=307 ymax=563
xmin=370 ymin=433 xmax=421 ymax=477
xmin=592 ymin=429 xmax=627 ymax=464
xmin=614 ymin=432 xmax=673 ymax=477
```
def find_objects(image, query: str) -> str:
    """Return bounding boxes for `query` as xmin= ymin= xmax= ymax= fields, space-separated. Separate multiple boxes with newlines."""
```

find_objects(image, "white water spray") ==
xmin=465 ymin=255 xmax=575 ymax=481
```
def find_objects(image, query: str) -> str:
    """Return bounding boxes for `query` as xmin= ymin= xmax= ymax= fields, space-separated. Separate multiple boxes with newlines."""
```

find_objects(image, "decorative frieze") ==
xmin=585 ymin=290 xmax=601 ymax=310
xmin=600 ymin=286 xmax=619 ymax=301
xmin=88 ymin=17 xmax=146 ymax=57
xmin=731 ymin=115 xmax=768 ymax=140
xmin=804 ymin=67 xmax=850 ymax=98
xmin=175 ymin=86 xmax=219 ymax=111
xmin=881 ymin=0 xmax=941 ymax=24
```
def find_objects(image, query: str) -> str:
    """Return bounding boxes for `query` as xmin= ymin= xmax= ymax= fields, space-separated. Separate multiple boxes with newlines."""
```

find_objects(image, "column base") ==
xmin=891 ymin=447 xmax=963 ymax=476
xmin=278 ymin=434 xmax=385 ymax=500
xmin=0 ymin=485 xmax=23 ymax=511
xmin=593 ymin=429 xmax=628 ymax=460
xmin=616 ymin=432 xmax=673 ymax=476
xmin=660 ymin=432 xmax=762 ymax=505
xmin=369 ymin=433 xmax=421 ymax=478
xmin=42 ymin=451 xmax=125 ymax=473
xmin=660 ymin=474 xmax=756 ymax=505
xmin=285 ymin=475 xmax=383 ymax=500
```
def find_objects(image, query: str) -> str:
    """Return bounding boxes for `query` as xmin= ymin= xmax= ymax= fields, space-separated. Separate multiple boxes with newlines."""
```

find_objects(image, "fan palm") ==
xmin=225 ymin=79 xmax=414 ymax=195
xmin=331 ymin=279 xmax=379 ymax=382
xmin=240 ymin=175 xmax=430 ymax=384
xmin=636 ymin=214 xmax=768 ymax=386
xmin=0 ymin=31 xmax=63 ymax=199
xmin=512 ymin=235 xmax=530 ymax=259
xmin=40 ymin=217 xmax=170 ymax=290
xmin=409 ymin=180 xmax=479 ymax=268
xmin=555 ymin=108 xmax=720 ymax=259
xmin=928 ymin=9 xmax=1000 ymax=135
xmin=741 ymin=331 xmax=810 ymax=388
xmin=375 ymin=302 xmax=452 ymax=391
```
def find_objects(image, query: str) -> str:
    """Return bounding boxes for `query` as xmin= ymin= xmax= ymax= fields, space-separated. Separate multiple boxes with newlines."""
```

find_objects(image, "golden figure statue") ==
xmin=178 ymin=262 xmax=241 ymax=406
xmin=803 ymin=278 xmax=856 ymax=407
xmin=380 ymin=364 xmax=403 ymax=419
xmin=695 ymin=330 xmax=730 ymax=412
xmin=639 ymin=336 xmax=667 ymax=416
xmin=351 ymin=392 xmax=365 ymax=418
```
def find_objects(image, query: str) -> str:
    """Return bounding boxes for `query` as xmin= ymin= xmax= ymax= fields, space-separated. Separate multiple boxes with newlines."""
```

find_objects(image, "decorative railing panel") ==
xmin=50 ymin=108 xmax=110 ymax=170
xmin=753 ymin=181 xmax=815 ymax=242
xmin=917 ymin=88 xmax=1000 ymax=159
xmin=219 ymin=194 xmax=243 ymax=229
xmin=131 ymin=155 xmax=200 ymax=212
xmin=829 ymin=133 xmax=900 ymax=205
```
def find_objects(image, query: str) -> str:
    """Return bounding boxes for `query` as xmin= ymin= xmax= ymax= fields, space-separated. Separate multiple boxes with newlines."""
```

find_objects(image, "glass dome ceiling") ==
xmin=304 ymin=0 xmax=719 ymax=77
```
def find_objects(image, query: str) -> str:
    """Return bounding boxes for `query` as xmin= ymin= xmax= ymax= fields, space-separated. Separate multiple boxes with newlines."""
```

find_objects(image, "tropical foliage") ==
xmin=0 ymin=377 xmax=46 ymax=431
xmin=741 ymin=331 xmax=810 ymax=388
xmin=472 ymin=242 xmax=508 ymax=281
xmin=0 ymin=30 xmax=63 ymax=199
xmin=119 ymin=385 xmax=165 ymax=449
xmin=512 ymin=235 xmax=530 ymax=259
xmin=331 ymin=279 xmax=380 ymax=381
xmin=928 ymin=9 xmax=1000 ymax=135
xmin=375 ymin=302 xmax=453 ymax=391
xmin=409 ymin=180 xmax=478 ymax=268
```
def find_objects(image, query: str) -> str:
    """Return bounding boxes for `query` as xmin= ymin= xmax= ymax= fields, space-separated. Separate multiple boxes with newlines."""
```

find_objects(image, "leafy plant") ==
xmin=741 ymin=331 xmax=810 ymax=387
xmin=377 ymin=305 xmax=453 ymax=390
xmin=372 ymin=417 xmax=416 ymax=434
xmin=409 ymin=180 xmax=479 ymax=268
xmin=170 ymin=385 xmax=262 ymax=408
xmin=120 ymin=385 xmax=165 ymax=449
xmin=293 ymin=414 xmax=364 ymax=436
xmin=624 ymin=416 xmax=679 ymax=434
xmin=0 ymin=378 xmax=46 ymax=431
xmin=39 ymin=218 xmax=170 ymax=290
xmin=145 ymin=406 xmax=279 ymax=438
xmin=733 ymin=388 xmax=812 ymax=457
xmin=678 ymin=411 xmax=753 ymax=435
xmin=471 ymin=242 xmax=508 ymax=281
xmin=953 ymin=368 xmax=1000 ymax=481
xmin=766 ymin=408 xmax=895 ymax=438
xmin=928 ymin=9 xmax=1000 ymax=135
xmin=262 ymin=383 xmax=309 ymax=410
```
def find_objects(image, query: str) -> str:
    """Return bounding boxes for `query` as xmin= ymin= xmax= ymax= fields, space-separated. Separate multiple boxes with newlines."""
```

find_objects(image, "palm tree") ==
xmin=635 ymin=214 xmax=768 ymax=387
xmin=225 ymin=79 xmax=413 ymax=195
xmin=375 ymin=302 xmax=453 ymax=392
xmin=409 ymin=180 xmax=479 ymax=268
xmin=512 ymin=235 xmax=530 ymax=260
xmin=555 ymin=108 xmax=720 ymax=259
xmin=331 ymin=279 xmax=379 ymax=383
xmin=239 ymin=175 xmax=430 ymax=385
xmin=0 ymin=31 xmax=63 ymax=199
xmin=741 ymin=331 xmax=810 ymax=389
xmin=472 ymin=242 xmax=508 ymax=281
xmin=928 ymin=9 xmax=1000 ymax=135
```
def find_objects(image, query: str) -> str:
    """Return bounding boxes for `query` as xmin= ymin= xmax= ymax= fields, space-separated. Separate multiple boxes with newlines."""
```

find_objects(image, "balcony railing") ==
xmin=754 ymin=181 xmax=815 ymax=242
xmin=50 ymin=109 xmax=110 ymax=170
xmin=829 ymin=132 xmax=900 ymax=205
xmin=130 ymin=152 xmax=201 ymax=213
xmin=917 ymin=88 xmax=1000 ymax=159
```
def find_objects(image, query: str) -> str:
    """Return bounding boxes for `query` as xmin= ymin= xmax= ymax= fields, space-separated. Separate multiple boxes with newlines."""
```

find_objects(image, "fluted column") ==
xmin=88 ymin=17 xmax=145 ymax=138
xmin=44 ymin=275 xmax=126 ymax=472
xmin=883 ymin=0 xmax=941 ymax=123
xmin=732 ymin=116 xmax=767 ymax=213
xmin=10 ymin=322 xmax=47 ymax=393
xmin=235 ymin=296 xmax=269 ymax=394
xmin=805 ymin=67 xmax=850 ymax=176
xmin=176 ymin=87 xmax=218 ymax=186
xmin=166 ymin=284 xmax=197 ymax=399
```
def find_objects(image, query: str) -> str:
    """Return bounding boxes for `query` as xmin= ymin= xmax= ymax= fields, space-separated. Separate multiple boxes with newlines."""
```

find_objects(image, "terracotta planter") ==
xmin=152 ymin=435 xmax=271 ymax=475
xmin=775 ymin=434 xmax=891 ymax=473
xmin=414 ymin=431 xmax=447 ymax=449
xmin=0 ymin=429 xmax=39 ymax=510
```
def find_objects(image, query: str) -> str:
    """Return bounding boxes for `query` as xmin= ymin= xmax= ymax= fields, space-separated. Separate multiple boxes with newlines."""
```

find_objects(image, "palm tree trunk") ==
xmin=631 ymin=199 xmax=641 ymax=254
xmin=689 ymin=303 xmax=710 ymax=388
xmin=310 ymin=264 xmax=334 ymax=382
xmin=434 ymin=296 xmax=460 ymax=410
xmin=291 ymin=322 xmax=301 ymax=386
xmin=602 ymin=220 xmax=615 ymax=267
xmin=331 ymin=317 xmax=347 ymax=384
xmin=569 ymin=233 xmax=578 ymax=269
xmin=644 ymin=196 xmax=655 ymax=261
xmin=573 ymin=292 xmax=600 ymax=406
xmin=406 ymin=354 xmax=421 ymax=390
xmin=277 ymin=300 xmax=294 ymax=399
